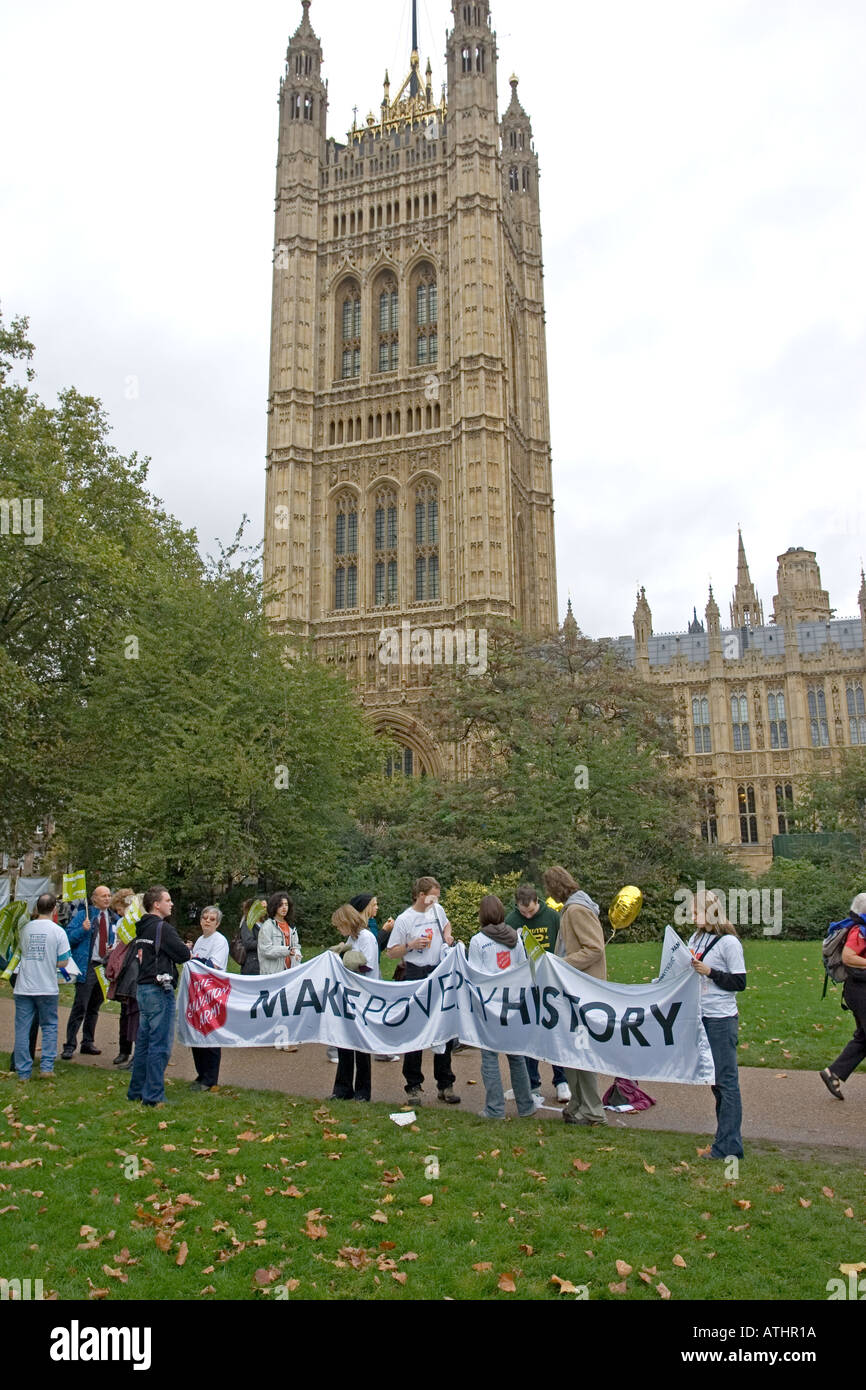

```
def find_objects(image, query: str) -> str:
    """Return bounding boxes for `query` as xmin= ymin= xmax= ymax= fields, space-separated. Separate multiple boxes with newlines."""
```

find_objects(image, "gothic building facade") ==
xmin=263 ymin=0 xmax=558 ymax=777
xmin=618 ymin=537 xmax=866 ymax=871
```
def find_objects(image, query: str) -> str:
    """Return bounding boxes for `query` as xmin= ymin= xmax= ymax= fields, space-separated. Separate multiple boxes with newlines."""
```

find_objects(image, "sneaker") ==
xmin=375 ymin=1054 xmax=401 ymax=1062
xmin=38 ymin=1070 xmax=54 ymax=1079
xmin=437 ymin=1088 xmax=461 ymax=1105
xmin=555 ymin=1082 xmax=572 ymax=1104
xmin=327 ymin=1048 xmax=339 ymax=1063
xmin=405 ymin=1085 xmax=424 ymax=1099
xmin=503 ymin=1088 xmax=515 ymax=1100
xmin=563 ymin=1112 xmax=604 ymax=1126
xmin=532 ymin=1093 xmax=546 ymax=1109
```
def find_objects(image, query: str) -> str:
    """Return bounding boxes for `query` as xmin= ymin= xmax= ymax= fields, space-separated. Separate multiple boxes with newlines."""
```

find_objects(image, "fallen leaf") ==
xmin=370 ymin=1211 xmax=388 ymax=1224
xmin=154 ymin=1231 xmax=173 ymax=1253
xmin=844 ymin=1208 xmax=854 ymax=1219
xmin=419 ymin=1194 xmax=434 ymax=1206
xmin=572 ymin=1158 xmax=591 ymax=1172
xmin=280 ymin=1186 xmax=303 ymax=1199
xmin=237 ymin=1131 xmax=260 ymax=1141
xmin=80 ymin=1225 xmax=97 ymax=1237
xmin=734 ymin=1200 xmax=751 ymax=1210
xmin=695 ymin=1145 xmax=712 ymax=1158
xmin=638 ymin=1271 xmax=652 ymax=1284
xmin=641 ymin=1265 xmax=658 ymax=1276
xmin=615 ymin=1260 xmax=632 ymax=1277
xmin=840 ymin=1263 xmax=866 ymax=1276
xmin=192 ymin=1148 xmax=218 ymax=1157
xmin=234 ymin=1175 xmax=246 ymax=1187
xmin=472 ymin=1262 xmax=493 ymax=1272
xmin=673 ymin=1254 xmax=687 ymax=1268
xmin=799 ymin=1198 xmax=812 ymax=1209
xmin=379 ymin=1241 xmax=396 ymax=1251
xmin=608 ymin=1281 xmax=628 ymax=1294
xmin=199 ymin=1285 xmax=216 ymax=1295
xmin=822 ymin=1187 xmax=835 ymax=1199
xmin=519 ymin=1244 xmax=534 ymax=1256
xmin=768 ymin=1184 xmax=785 ymax=1194
xmin=254 ymin=1220 xmax=267 ymax=1232
xmin=391 ymin=1271 xmax=408 ymax=1284
xmin=158 ymin=1121 xmax=167 ymax=1131
xmin=303 ymin=1211 xmax=328 ymax=1240
xmin=253 ymin=1267 xmax=281 ymax=1286
xmin=399 ymin=1252 xmax=418 ymax=1262
xmin=657 ymin=1282 xmax=671 ymax=1299
xmin=101 ymin=1265 xmax=128 ymax=1283
xmin=86 ymin=1279 xmax=109 ymax=1300
xmin=497 ymin=1272 xmax=517 ymax=1292
xmin=176 ymin=1242 xmax=189 ymax=1267
xmin=643 ymin=1162 xmax=656 ymax=1174
xmin=550 ymin=1275 xmax=579 ymax=1294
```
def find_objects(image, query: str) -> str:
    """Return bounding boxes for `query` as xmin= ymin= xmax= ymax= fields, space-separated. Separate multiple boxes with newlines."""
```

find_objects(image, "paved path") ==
xmin=2 ymin=997 xmax=863 ymax=1152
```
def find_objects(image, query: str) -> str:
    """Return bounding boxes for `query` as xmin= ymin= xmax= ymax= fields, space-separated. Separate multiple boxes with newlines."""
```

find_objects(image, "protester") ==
xmin=189 ymin=905 xmax=229 ymax=1092
xmin=506 ymin=884 xmax=570 ymax=1103
xmin=239 ymin=898 xmax=267 ymax=975
xmin=468 ymin=895 xmax=536 ymax=1119
xmin=329 ymin=904 xmax=378 ymax=1102
xmin=543 ymin=865 xmax=607 ymax=1127
xmin=688 ymin=888 xmax=747 ymax=1159
xmin=62 ymin=884 xmax=118 ymax=1059
xmin=111 ymin=888 xmax=138 ymax=1069
xmin=258 ymin=893 xmax=301 ymax=1053
xmin=13 ymin=894 xmax=71 ymax=1081
xmin=387 ymin=876 xmax=460 ymax=1104
xmin=820 ymin=891 xmax=866 ymax=1100
xmin=350 ymin=893 xmax=399 ymax=1063
xmin=127 ymin=887 xmax=191 ymax=1108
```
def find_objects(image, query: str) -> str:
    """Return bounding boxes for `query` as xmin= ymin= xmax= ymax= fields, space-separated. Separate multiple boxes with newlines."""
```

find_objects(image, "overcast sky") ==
xmin=2 ymin=0 xmax=864 ymax=638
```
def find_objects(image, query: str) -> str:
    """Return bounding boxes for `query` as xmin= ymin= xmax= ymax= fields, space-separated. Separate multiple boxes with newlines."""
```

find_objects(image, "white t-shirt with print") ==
xmin=353 ymin=927 xmax=380 ymax=980
xmin=468 ymin=931 xmax=527 ymax=974
xmin=688 ymin=931 xmax=746 ymax=1019
xmin=191 ymin=932 xmax=230 ymax=972
xmin=390 ymin=905 xmax=449 ymax=969
xmin=14 ymin=920 xmax=72 ymax=996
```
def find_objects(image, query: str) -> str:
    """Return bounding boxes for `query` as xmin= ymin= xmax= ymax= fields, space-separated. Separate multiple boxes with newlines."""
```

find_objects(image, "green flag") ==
xmin=62 ymin=870 xmax=87 ymax=902
xmin=0 ymin=901 xmax=28 ymax=960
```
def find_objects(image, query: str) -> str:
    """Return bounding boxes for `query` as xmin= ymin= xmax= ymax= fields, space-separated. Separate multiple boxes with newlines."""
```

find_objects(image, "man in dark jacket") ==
xmin=506 ymin=885 xmax=570 ymax=1104
xmin=127 ymin=886 xmax=191 ymax=1108
xmin=62 ymin=885 xmax=118 ymax=1059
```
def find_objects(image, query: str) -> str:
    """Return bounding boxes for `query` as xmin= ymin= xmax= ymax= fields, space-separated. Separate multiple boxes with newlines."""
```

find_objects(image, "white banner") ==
xmin=177 ymin=943 xmax=715 ymax=1085
xmin=14 ymin=876 xmax=53 ymax=910
xmin=654 ymin=924 xmax=694 ymax=984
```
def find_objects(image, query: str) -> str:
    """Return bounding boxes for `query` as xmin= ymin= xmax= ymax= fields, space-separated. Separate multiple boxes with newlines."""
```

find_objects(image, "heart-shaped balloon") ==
xmin=608 ymin=886 xmax=643 ymax=930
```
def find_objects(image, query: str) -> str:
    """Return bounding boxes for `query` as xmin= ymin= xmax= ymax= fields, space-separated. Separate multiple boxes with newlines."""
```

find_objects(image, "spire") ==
xmin=410 ymin=0 xmax=420 ymax=96
xmin=633 ymin=586 xmax=653 ymax=650
xmin=730 ymin=528 xmax=764 ymax=628
xmin=706 ymin=584 xmax=721 ymax=637
xmin=859 ymin=564 xmax=866 ymax=616
xmin=562 ymin=597 xmax=579 ymax=644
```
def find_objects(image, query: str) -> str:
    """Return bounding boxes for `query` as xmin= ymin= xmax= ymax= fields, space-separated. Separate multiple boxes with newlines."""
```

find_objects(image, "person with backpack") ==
xmin=820 ymin=892 xmax=866 ymax=1100
xmin=687 ymin=888 xmax=747 ymax=1160
xmin=126 ymin=887 xmax=191 ymax=1108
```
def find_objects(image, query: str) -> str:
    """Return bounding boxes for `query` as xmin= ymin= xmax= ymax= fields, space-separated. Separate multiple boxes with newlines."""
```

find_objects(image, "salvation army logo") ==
xmin=186 ymin=973 xmax=231 ymax=1036
xmin=496 ymin=951 xmax=511 ymax=971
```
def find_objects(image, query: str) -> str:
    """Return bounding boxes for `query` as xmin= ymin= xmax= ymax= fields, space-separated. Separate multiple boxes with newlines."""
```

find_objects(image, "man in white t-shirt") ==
xmin=387 ymin=876 xmax=461 ymax=1104
xmin=13 ymin=894 xmax=72 ymax=1081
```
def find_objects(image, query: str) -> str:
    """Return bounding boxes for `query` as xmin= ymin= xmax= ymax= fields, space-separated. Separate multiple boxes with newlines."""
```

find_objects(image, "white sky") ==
xmin=2 ymin=0 xmax=864 ymax=638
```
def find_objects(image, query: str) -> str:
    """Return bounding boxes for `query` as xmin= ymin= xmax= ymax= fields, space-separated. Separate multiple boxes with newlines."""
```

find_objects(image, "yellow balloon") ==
xmin=546 ymin=896 xmax=564 ymax=913
xmin=608 ymin=886 xmax=643 ymax=931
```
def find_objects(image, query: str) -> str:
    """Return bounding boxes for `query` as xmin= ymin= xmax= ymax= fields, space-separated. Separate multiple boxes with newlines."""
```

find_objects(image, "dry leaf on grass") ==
xmin=572 ymin=1159 xmax=591 ymax=1172
xmin=734 ymin=1199 xmax=751 ymax=1210
xmin=550 ymin=1275 xmax=579 ymax=1294
xmin=798 ymin=1198 xmax=812 ymax=1209
xmin=253 ymin=1267 xmax=281 ymax=1286
xmin=672 ymin=1254 xmax=686 ymax=1268
xmin=86 ymin=1279 xmax=109 ymax=1300
xmin=370 ymin=1211 xmax=388 ymax=1224
xmin=154 ymin=1231 xmax=172 ymax=1253
xmin=608 ymin=1281 xmax=628 ymax=1295
xmin=419 ymin=1194 xmax=434 ymax=1206
xmin=399 ymin=1252 xmax=418 ymax=1262
xmin=519 ymin=1244 xmax=534 ymax=1256
xmin=656 ymin=1282 xmax=671 ymax=1300
xmin=497 ymin=1272 xmax=517 ymax=1292
xmin=176 ymin=1242 xmax=189 ymax=1267
xmin=303 ymin=1210 xmax=328 ymax=1239
xmin=643 ymin=1163 xmax=656 ymax=1174
xmin=101 ymin=1265 xmax=128 ymax=1283
xmin=472 ymin=1262 xmax=492 ymax=1272
xmin=822 ymin=1187 xmax=835 ymax=1199
xmin=615 ymin=1260 xmax=632 ymax=1277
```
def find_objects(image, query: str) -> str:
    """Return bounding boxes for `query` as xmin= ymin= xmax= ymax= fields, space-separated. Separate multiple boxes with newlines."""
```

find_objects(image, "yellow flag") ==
xmin=62 ymin=870 xmax=87 ymax=902
xmin=115 ymin=896 xmax=143 ymax=946
xmin=1 ymin=950 xmax=21 ymax=981
xmin=94 ymin=964 xmax=108 ymax=1000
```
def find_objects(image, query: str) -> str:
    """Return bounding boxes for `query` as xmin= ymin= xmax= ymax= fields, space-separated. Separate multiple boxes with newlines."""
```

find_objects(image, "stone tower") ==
xmin=263 ymin=0 xmax=558 ymax=776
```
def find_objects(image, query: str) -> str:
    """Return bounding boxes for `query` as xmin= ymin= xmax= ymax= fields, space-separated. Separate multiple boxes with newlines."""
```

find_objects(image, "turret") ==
xmin=772 ymin=547 xmax=832 ymax=626
xmin=446 ymin=0 xmax=498 ymax=119
xmin=279 ymin=0 xmax=327 ymax=149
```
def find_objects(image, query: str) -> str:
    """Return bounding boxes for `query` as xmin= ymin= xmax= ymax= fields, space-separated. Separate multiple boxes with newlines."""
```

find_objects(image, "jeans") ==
xmin=14 ymin=995 xmax=58 ymax=1078
xmin=525 ymin=1057 xmax=567 ymax=1090
xmin=128 ymin=984 xmax=176 ymax=1105
xmin=65 ymin=963 xmax=104 ymax=1047
xmin=828 ymin=980 xmax=866 ymax=1081
xmin=333 ymin=1049 xmax=372 ymax=1101
xmin=481 ymin=1051 xmax=535 ymax=1118
xmin=191 ymin=1047 xmax=221 ymax=1088
xmin=703 ymin=1014 xmax=743 ymax=1159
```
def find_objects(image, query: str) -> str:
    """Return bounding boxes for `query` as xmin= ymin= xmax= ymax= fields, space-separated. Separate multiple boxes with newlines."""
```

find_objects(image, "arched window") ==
xmin=700 ymin=785 xmax=718 ymax=843
xmin=776 ymin=783 xmax=794 ymax=835
xmin=338 ymin=280 xmax=361 ymax=380
xmin=375 ymin=274 xmax=399 ymax=373
xmin=692 ymin=695 xmax=711 ymax=754
xmin=847 ymin=681 xmax=866 ymax=744
xmin=731 ymin=692 xmax=750 ymax=751
xmin=767 ymin=690 xmax=789 ymax=749
xmin=385 ymin=746 xmax=417 ymax=778
xmin=808 ymin=685 xmax=829 ymax=747
xmin=414 ymin=482 xmax=440 ymax=602
xmin=304 ymin=95 xmax=314 ymax=122
xmin=413 ymin=263 xmax=438 ymax=365
xmin=509 ymin=167 xmax=519 ymax=192
xmin=522 ymin=168 xmax=531 ymax=192
xmin=738 ymin=784 xmax=758 ymax=844
xmin=475 ymin=46 xmax=485 ymax=73
xmin=334 ymin=494 xmax=358 ymax=611
xmin=462 ymin=46 xmax=472 ymax=73
xmin=374 ymin=487 xmax=398 ymax=608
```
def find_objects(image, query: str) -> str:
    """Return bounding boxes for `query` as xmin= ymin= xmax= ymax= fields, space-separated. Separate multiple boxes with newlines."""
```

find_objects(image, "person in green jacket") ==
xmin=505 ymin=885 xmax=571 ymax=1105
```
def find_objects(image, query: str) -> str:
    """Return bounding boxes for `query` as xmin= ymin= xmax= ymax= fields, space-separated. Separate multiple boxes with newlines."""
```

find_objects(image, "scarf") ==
xmin=481 ymin=922 xmax=519 ymax=948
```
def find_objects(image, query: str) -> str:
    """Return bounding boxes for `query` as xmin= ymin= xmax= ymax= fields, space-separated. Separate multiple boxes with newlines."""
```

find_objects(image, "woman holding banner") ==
xmin=258 ymin=893 xmax=302 ymax=1053
xmin=688 ymin=889 xmax=747 ymax=1160
xmin=330 ymin=904 xmax=378 ymax=1102
xmin=468 ymin=896 xmax=536 ymax=1119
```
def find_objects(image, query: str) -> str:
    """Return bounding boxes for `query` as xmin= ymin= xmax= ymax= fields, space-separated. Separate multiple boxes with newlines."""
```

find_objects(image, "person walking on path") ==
xmin=387 ymin=876 xmax=460 ymax=1105
xmin=688 ymin=888 xmax=747 ymax=1160
xmin=127 ymin=887 xmax=191 ymax=1108
xmin=62 ymin=884 xmax=118 ymax=1058
xmin=506 ymin=884 xmax=570 ymax=1104
xmin=820 ymin=892 xmax=866 ymax=1100
xmin=189 ymin=905 xmax=229 ymax=1092
xmin=13 ymin=894 xmax=71 ymax=1081
xmin=468 ymin=895 xmax=536 ymax=1119
xmin=543 ymin=865 xmax=607 ymax=1127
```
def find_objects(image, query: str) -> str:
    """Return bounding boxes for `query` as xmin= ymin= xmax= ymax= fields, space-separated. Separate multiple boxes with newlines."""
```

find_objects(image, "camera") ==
xmin=156 ymin=973 xmax=173 ymax=994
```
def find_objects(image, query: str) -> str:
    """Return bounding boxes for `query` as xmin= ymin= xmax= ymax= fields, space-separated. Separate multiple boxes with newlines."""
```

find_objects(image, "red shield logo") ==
xmin=496 ymin=950 xmax=511 ymax=971
xmin=186 ymin=972 xmax=231 ymax=1037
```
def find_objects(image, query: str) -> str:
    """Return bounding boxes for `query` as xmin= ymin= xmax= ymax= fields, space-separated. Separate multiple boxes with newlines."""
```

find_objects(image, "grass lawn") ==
xmin=1 ymin=1066 xmax=863 ymax=1302
xmin=0 ymin=938 xmax=853 ymax=1072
